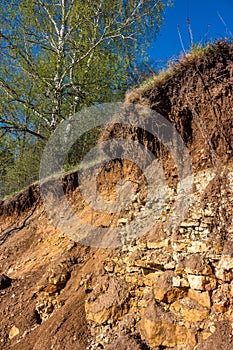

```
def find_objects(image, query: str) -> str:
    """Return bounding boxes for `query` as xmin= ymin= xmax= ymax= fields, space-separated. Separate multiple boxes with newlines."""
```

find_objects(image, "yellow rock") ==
xmin=153 ymin=270 xmax=187 ymax=303
xmin=171 ymin=297 xmax=210 ymax=322
xmin=188 ymin=241 xmax=208 ymax=253
xmin=187 ymin=274 xmax=216 ymax=291
xmin=85 ymin=301 xmax=113 ymax=324
xmin=188 ymin=289 xmax=211 ymax=308
xmin=147 ymin=238 xmax=170 ymax=249
xmin=172 ymin=275 xmax=190 ymax=288
xmin=85 ymin=277 xmax=129 ymax=325
xmin=143 ymin=271 xmax=163 ymax=287
xmin=9 ymin=325 xmax=19 ymax=340
xmin=202 ymin=330 xmax=212 ymax=340
xmin=173 ymin=241 xmax=189 ymax=252
xmin=139 ymin=302 xmax=196 ymax=349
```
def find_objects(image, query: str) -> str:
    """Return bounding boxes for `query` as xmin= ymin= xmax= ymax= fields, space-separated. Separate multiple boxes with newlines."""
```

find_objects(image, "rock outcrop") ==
xmin=0 ymin=40 xmax=232 ymax=349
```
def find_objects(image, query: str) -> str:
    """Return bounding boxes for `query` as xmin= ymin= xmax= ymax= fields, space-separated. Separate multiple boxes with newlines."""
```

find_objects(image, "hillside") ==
xmin=0 ymin=40 xmax=233 ymax=350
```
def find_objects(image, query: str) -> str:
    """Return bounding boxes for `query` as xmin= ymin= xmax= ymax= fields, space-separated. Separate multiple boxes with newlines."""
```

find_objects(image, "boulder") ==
xmin=139 ymin=302 xmax=196 ymax=349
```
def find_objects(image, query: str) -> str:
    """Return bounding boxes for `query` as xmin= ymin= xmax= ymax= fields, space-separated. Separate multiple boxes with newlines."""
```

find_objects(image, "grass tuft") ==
xmin=126 ymin=40 xmax=229 ymax=101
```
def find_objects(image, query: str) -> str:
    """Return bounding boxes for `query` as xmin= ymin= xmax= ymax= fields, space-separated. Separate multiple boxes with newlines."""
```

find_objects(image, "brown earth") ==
xmin=0 ymin=40 xmax=233 ymax=350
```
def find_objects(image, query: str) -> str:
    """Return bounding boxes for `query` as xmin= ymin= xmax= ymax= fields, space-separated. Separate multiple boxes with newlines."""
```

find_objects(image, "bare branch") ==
xmin=37 ymin=0 xmax=60 ymax=36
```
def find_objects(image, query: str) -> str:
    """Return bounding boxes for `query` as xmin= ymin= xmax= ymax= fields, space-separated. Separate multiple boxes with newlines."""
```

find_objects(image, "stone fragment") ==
xmin=85 ymin=277 xmax=129 ymax=325
xmin=216 ymin=251 xmax=233 ymax=282
xmin=175 ymin=265 xmax=185 ymax=275
xmin=104 ymin=259 xmax=115 ymax=273
xmin=135 ymin=259 xmax=165 ymax=271
xmin=215 ymin=268 xmax=233 ymax=282
xmin=218 ymin=255 xmax=233 ymax=270
xmin=153 ymin=270 xmax=187 ymax=304
xmin=143 ymin=271 xmax=163 ymax=287
xmin=212 ymin=284 xmax=231 ymax=312
xmin=118 ymin=218 xmax=128 ymax=224
xmin=202 ymin=330 xmax=213 ymax=340
xmin=187 ymin=274 xmax=216 ymax=291
xmin=184 ymin=254 xmax=213 ymax=275
xmin=187 ymin=241 xmax=208 ymax=253
xmin=164 ymin=261 xmax=176 ymax=269
xmin=146 ymin=238 xmax=170 ymax=249
xmin=125 ymin=274 xmax=144 ymax=287
xmin=188 ymin=289 xmax=211 ymax=308
xmin=139 ymin=302 xmax=196 ymax=349
xmin=126 ymin=265 xmax=141 ymax=273
xmin=180 ymin=221 xmax=199 ymax=227
xmin=173 ymin=240 xmax=190 ymax=252
xmin=9 ymin=326 xmax=19 ymax=340
xmin=171 ymin=297 xmax=210 ymax=322
xmin=173 ymin=275 xmax=190 ymax=288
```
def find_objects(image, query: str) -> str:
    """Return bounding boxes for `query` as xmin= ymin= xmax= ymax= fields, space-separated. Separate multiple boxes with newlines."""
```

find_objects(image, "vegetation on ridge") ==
xmin=127 ymin=38 xmax=233 ymax=96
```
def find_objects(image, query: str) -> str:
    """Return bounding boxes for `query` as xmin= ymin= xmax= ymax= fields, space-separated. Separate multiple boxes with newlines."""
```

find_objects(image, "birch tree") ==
xmin=0 ymin=0 xmax=169 ymax=137
xmin=0 ymin=0 xmax=170 ymax=196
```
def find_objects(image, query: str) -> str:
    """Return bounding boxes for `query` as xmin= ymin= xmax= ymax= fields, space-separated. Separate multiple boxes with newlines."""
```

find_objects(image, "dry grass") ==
xmin=126 ymin=42 xmax=215 ymax=102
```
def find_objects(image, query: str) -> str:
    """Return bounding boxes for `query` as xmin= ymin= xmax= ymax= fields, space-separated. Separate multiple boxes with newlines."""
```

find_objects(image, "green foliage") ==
xmin=0 ymin=0 xmax=170 ymax=198
xmin=0 ymin=133 xmax=44 ymax=198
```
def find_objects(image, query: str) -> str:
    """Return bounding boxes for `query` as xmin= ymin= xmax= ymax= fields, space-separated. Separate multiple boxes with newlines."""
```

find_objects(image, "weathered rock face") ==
xmin=125 ymin=40 xmax=233 ymax=172
xmin=0 ymin=41 xmax=232 ymax=350
xmin=83 ymin=165 xmax=233 ymax=350
xmin=83 ymin=42 xmax=233 ymax=349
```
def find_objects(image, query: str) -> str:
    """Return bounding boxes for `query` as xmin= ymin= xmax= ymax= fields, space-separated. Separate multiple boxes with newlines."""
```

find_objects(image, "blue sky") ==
xmin=148 ymin=0 xmax=233 ymax=69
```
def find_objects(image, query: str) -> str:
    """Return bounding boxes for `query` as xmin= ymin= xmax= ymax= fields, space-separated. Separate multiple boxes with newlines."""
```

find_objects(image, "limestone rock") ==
xmin=133 ymin=259 xmax=165 ymax=272
xmin=104 ymin=259 xmax=116 ymax=273
xmin=188 ymin=289 xmax=211 ymax=308
xmin=153 ymin=270 xmax=187 ymax=303
xmin=146 ymin=238 xmax=170 ymax=249
xmin=143 ymin=271 xmax=163 ymax=287
xmin=125 ymin=274 xmax=144 ymax=287
xmin=9 ymin=325 xmax=19 ymax=340
xmin=216 ymin=245 xmax=233 ymax=282
xmin=139 ymin=302 xmax=196 ymax=349
xmin=187 ymin=274 xmax=216 ymax=291
xmin=212 ymin=284 xmax=231 ymax=312
xmin=36 ymin=261 xmax=71 ymax=296
xmin=170 ymin=297 xmax=209 ymax=322
xmin=171 ymin=297 xmax=210 ymax=322
xmin=172 ymin=240 xmax=190 ymax=252
xmin=172 ymin=275 xmax=190 ymax=288
xmin=85 ymin=277 xmax=129 ymax=325
xmin=184 ymin=254 xmax=213 ymax=275
xmin=187 ymin=241 xmax=208 ymax=253
xmin=34 ymin=260 xmax=72 ymax=321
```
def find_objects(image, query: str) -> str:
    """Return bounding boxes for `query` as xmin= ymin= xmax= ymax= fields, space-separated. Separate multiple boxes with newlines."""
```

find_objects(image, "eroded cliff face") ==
xmin=0 ymin=41 xmax=233 ymax=350
xmin=84 ymin=166 xmax=233 ymax=350
xmin=125 ymin=40 xmax=233 ymax=171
